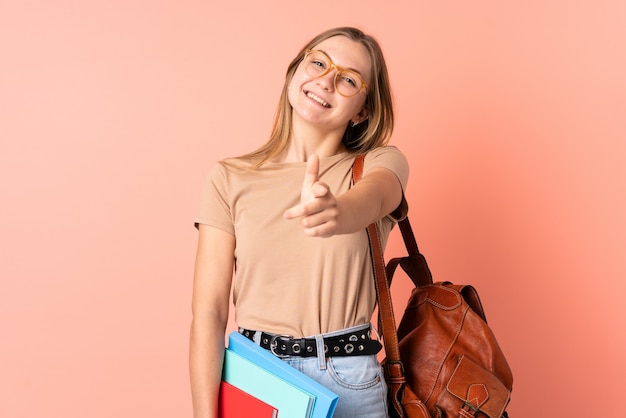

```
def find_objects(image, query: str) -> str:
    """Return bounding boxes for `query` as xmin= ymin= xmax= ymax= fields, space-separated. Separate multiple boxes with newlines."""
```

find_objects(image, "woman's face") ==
xmin=287 ymin=35 xmax=371 ymax=133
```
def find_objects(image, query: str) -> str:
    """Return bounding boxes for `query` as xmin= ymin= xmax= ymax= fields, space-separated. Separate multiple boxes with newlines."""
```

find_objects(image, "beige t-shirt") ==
xmin=195 ymin=146 xmax=409 ymax=337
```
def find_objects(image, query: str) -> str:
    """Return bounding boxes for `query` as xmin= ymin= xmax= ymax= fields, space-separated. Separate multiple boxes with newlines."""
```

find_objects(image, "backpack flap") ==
xmin=444 ymin=355 xmax=511 ymax=418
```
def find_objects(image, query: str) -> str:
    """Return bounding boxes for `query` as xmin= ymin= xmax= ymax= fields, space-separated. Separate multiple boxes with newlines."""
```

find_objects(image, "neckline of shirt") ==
xmin=263 ymin=151 xmax=352 ymax=168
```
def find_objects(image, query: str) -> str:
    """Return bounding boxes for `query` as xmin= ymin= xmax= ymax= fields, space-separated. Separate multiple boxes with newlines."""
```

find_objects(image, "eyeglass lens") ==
xmin=303 ymin=51 xmax=364 ymax=97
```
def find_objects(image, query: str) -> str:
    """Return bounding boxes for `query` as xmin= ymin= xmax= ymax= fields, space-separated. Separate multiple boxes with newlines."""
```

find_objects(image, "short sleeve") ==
xmin=363 ymin=146 xmax=410 ymax=221
xmin=193 ymin=162 xmax=234 ymax=234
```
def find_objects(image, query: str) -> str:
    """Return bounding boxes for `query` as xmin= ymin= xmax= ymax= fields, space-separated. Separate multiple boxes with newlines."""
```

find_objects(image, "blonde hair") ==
xmin=242 ymin=27 xmax=394 ymax=166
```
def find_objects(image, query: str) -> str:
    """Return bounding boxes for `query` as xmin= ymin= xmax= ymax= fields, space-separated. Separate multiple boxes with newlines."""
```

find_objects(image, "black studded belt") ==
xmin=239 ymin=327 xmax=383 ymax=358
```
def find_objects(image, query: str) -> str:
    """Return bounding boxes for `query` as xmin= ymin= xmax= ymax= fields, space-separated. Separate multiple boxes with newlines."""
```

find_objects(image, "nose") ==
xmin=317 ymin=67 xmax=337 ymax=92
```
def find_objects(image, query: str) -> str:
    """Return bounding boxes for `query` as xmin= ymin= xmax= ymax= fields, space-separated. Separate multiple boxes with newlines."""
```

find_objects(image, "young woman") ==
xmin=190 ymin=27 xmax=409 ymax=418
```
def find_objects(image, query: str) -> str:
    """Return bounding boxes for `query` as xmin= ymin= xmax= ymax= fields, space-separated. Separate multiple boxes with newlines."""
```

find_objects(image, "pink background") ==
xmin=2 ymin=1 xmax=625 ymax=417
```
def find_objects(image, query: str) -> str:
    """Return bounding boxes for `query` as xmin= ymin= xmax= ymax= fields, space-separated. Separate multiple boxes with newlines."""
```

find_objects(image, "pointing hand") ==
xmin=284 ymin=154 xmax=340 ymax=237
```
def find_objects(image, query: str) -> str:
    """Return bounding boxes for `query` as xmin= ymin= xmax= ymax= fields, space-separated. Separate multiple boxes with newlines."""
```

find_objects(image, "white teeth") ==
xmin=306 ymin=92 xmax=330 ymax=108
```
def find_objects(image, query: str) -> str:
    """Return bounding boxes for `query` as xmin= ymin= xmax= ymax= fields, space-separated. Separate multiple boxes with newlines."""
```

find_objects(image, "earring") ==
xmin=351 ymin=115 xmax=368 ymax=127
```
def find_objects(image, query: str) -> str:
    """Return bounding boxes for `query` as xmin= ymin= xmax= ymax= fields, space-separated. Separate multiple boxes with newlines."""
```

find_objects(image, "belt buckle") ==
xmin=269 ymin=334 xmax=292 ymax=358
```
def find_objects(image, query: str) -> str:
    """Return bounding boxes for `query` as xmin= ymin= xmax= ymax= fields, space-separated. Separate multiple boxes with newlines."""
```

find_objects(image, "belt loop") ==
xmin=314 ymin=334 xmax=326 ymax=370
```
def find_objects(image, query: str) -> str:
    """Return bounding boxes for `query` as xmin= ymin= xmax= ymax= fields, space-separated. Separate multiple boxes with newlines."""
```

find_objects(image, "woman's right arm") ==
xmin=190 ymin=224 xmax=235 ymax=418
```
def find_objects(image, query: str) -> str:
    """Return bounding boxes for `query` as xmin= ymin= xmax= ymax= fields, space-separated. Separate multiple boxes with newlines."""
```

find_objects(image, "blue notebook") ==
xmin=227 ymin=331 xmax=339 ymax=418
xmin=222 ymin=348 xmax=314 ymax=417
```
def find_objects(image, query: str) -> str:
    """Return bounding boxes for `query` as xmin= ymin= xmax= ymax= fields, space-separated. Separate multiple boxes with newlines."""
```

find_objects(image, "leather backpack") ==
xmin=353 ymin=155 xmax=513 ymax=418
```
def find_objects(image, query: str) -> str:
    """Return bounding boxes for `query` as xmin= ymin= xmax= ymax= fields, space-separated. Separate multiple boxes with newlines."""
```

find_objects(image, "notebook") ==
xmin=227 ymin=331 xmax=339 ymax=418
xmin=218 ymin=380 xmax=278 ymax=418
xmin=222 ymin=348 xmax=314 ymax=417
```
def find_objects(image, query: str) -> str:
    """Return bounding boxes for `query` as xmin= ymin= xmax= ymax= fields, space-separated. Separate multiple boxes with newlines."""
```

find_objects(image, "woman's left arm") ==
xmin=284 ymin=154 xmax=403 ymax=237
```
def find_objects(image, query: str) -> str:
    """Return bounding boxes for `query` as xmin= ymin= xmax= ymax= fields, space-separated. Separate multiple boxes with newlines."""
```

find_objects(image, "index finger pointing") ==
xmin=302 ymin=154 xmax=320 ymax=189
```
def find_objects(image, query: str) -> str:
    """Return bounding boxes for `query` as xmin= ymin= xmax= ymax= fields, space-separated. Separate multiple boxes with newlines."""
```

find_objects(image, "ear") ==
xmin=351 ymin=106 xmax=369 ymax=126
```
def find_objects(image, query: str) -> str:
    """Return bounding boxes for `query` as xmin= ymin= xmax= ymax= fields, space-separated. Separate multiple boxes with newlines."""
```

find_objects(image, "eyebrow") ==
xmin=316 ymin=49 xmax=365 ymax=76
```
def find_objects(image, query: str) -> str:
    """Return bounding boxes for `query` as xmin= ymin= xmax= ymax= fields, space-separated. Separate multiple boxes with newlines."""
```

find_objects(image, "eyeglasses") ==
xmin=302 ymin=49 xmax=368 ymax=97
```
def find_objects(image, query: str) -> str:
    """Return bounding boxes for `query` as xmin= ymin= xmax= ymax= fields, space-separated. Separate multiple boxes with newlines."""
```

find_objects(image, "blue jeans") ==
xmin=251 ymin=324 xmax=389 ymax=418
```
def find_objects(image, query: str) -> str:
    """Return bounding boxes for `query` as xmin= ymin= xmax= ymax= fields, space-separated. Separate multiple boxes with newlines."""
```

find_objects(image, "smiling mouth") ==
xmin=305 ymin=91 xmax=331 ymax=108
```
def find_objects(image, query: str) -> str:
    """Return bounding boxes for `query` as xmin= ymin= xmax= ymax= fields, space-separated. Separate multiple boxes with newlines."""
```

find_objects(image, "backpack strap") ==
xmin=352 ymin=154 xmax=400 ymax=353
xmin=353 ymin=154 xmax=435 ymax=417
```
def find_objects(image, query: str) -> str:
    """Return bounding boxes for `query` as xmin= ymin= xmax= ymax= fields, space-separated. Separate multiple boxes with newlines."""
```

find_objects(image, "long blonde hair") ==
xmin=242 ymin=27 xmax=394 ymax=166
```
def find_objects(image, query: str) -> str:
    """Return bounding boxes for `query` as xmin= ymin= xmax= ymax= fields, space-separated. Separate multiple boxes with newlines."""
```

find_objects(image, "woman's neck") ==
xmin=276 ymin=118 xmax=347 ymax=163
